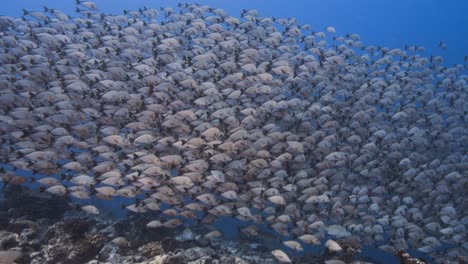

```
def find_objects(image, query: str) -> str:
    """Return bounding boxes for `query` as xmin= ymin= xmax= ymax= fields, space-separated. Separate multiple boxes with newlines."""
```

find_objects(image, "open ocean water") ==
xmin=0 ymin=1 xmax=467 ymax=264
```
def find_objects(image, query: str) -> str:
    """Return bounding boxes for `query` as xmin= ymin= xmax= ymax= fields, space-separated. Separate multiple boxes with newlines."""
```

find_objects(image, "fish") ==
xmin=0 ymin=2 xmax=466 ymax=263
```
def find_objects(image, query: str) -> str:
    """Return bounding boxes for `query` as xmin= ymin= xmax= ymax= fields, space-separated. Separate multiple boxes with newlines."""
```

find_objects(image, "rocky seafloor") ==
xmin=0 ymin=186 xmax=433 ymax=264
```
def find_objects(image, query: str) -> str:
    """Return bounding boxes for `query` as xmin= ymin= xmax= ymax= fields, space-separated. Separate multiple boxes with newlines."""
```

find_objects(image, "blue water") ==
xmin=0 ymin=1 xmax=464 ymax=263
xmin=2 ymin=0 xmax=467 ymax=66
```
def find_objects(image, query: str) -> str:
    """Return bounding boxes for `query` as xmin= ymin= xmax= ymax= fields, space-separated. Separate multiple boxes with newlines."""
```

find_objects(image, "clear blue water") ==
xmin=2 ymin=0 xmax=468 ymax=66
xmin=1 ymin=1 xmax=466 ymax=263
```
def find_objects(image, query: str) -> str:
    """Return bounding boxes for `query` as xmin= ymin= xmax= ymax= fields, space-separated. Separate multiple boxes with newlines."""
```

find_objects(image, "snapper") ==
xmin=0 ymin=2 xmax=465 ymax=263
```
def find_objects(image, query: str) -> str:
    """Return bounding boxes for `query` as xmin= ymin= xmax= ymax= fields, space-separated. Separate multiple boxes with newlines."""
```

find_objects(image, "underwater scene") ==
xmin=0 ymin=1 xmax=467 ymax=263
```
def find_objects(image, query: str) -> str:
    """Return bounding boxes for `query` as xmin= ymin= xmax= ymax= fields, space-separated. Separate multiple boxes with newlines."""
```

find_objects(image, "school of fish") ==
xmin=0 ymin=1 xmax=466 ymax=263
